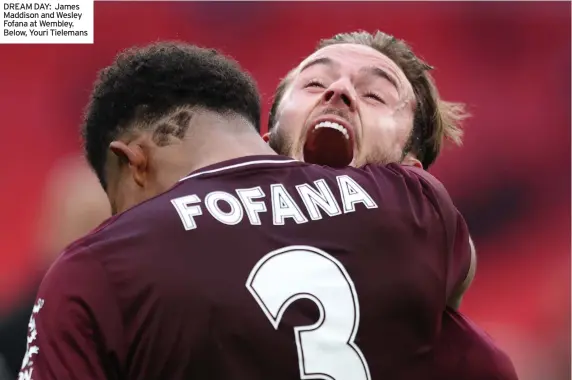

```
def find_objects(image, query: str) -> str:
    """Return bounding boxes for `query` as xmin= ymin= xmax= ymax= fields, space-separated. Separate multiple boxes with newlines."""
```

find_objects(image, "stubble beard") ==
xmin=268 ymin=128 xmax=296 ymax=158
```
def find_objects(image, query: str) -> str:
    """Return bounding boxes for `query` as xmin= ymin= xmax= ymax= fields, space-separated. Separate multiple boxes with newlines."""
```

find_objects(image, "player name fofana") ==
xmin=171 ymin=174 xmax=379 ymax=230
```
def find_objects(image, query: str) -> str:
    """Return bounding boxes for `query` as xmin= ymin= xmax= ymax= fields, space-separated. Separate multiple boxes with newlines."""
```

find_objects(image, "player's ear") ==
xmin=262 ymin=132 xmax=271 ymax=143
xmin=109 ymin=140 xmax=147 ymax=187
xmin=401 ymin=153 xmax=423 ymax=169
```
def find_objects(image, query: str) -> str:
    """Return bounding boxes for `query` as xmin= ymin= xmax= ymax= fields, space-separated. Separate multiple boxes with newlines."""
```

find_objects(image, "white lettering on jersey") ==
xmin=172 ymin=176 xmax=377 ymax=229
xmin=236 ymin=187 xmax=267 ymax=225
xmin=205 ymin=191 xmax=244 ymax=225
xmin=296 ymin=179 xmax=342 ymax=220
xmin=271 ymin=184 xmax=308 ymax=225
xmin=18 ymin=298 xmax=45 ymax=380
xmin=171 ymin=194 xmax=203 ymax=230
xmin=337 ymin=175 xmax=378 ymax=213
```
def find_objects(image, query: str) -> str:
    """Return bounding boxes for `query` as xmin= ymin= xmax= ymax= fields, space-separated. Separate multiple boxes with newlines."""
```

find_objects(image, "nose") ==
xmin=322 ymin=79 xmax=356 ymax=112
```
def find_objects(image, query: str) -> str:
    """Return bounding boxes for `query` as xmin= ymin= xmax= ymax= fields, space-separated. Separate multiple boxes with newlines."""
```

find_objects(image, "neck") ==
xmin=188 ymin=131 xmax=277 ymax=173
xmin=173 ymin=111 xmax=277 ymax=177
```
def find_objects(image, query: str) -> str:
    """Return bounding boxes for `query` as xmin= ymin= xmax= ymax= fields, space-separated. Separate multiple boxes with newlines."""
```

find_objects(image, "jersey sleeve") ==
xmin=18 ymin=249 xmax=123 ymax=380
xmin=365 ymin=163 xmax=472 ymax=299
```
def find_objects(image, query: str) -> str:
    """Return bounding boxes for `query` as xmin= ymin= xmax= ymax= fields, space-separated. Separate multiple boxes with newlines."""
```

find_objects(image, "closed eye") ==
xmin=365 ymin=93 xmax=385 ymax=104
xmin=305 ymin=80 xmax=325 ymax=88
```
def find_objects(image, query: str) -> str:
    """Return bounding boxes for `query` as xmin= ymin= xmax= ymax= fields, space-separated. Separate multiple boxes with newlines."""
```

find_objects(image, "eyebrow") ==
xmin=361 ymin=66 xmax=399 ymax=90
xmin=299 ymin=57 xmax=337 ymax=74
xmin=299 ymin=57 xmax=400 ymax=91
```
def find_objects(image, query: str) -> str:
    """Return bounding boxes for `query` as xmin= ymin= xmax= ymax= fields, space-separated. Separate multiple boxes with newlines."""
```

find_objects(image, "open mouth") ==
xmin=303 ymin=119 xmax=355 ymax=168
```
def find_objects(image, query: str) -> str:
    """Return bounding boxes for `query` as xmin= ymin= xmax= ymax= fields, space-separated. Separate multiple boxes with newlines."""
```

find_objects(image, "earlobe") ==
xmin=411 ymin=160 xmax=423 ymax=169
xmin=401 ymin=154 xmax=423 ymax=169
xmin=109 ymin=141 xmax=147 ymax=187
xmin=262 ymin=132 xmax=271 ymax=143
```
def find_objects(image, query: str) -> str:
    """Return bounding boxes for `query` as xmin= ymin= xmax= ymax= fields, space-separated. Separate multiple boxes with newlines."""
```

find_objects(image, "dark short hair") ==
xmin=82 ymin=41 xmax=261 ymax=189
xmin=269 ymin=31 xmax=469 ymax=169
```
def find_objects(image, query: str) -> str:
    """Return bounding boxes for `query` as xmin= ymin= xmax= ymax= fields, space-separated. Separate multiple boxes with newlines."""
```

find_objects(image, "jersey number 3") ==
xmin=246 ymin=245 xmax=371 ymax=380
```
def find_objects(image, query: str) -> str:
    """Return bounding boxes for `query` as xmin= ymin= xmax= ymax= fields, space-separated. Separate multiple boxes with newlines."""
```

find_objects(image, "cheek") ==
xmin=275 ymin=95 xmax=311 ymax=139
xmin=362 ymin=128 xmax=393 ymax=155
xmin=366 ymin=111 xmax=411 ymax=144
xmin=363 ymin=113 xmax=398 ymax=141
xmin=358 ymin=113 xmax=411 ymax=159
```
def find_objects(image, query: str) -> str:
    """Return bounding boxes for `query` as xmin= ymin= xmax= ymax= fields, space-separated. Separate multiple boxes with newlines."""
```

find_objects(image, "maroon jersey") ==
xmin=20 ymin=155 xmax=471 ymax=380
xmin=400 ymin=307 xmax=518 ymax=380
xmin=433 ymin=308 xmax=518 ymax=380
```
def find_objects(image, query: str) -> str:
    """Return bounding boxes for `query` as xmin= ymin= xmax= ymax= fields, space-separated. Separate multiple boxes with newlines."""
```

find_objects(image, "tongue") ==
xmin=303 ymin=127 xmax=353 ymax=168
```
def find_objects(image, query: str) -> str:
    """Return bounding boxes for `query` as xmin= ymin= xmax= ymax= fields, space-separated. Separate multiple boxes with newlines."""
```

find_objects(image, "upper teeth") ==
xmin=314 ymin=121 xmax=349 ymax=140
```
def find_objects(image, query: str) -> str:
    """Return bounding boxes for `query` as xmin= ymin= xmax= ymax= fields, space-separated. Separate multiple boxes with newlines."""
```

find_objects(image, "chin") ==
xmin=287 ymin=148 xmax=303 ymax=161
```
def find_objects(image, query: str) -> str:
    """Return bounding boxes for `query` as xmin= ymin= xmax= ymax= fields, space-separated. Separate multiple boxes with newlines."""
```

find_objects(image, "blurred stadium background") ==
xmin=0 ymin=2 xmax=570 ymax=379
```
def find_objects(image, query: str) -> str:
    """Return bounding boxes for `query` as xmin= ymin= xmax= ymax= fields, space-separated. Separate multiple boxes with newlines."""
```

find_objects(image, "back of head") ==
xmin=82 ymin=42 xmax=261 ymax=191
